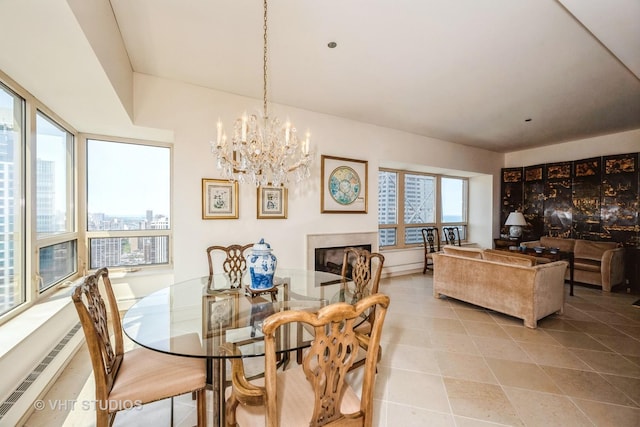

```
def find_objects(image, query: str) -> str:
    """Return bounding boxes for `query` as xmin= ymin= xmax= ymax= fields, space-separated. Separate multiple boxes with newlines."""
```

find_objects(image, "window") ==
xmin=0 ymin=83 xmax=25 ymax=316
xmin=86 ymin=139 xmax=171 ymax=269
xmin=441 ymin=177 xmax=468 ymax=240
xmin=378 ymin=169 xmax=468 ymax=248
xmin=36 ymin=112 xmax=77 ymax=291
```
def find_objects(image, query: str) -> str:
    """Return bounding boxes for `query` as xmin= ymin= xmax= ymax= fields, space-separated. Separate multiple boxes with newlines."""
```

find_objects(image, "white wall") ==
xmin=504 ymin=129 xmax=640 ymax=167
xmin=133 ymin=74 xmax=504 ymax=280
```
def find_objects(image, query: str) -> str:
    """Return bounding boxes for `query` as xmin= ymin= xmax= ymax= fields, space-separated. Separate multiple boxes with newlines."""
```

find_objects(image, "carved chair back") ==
xmin=262 ymin=293 xmax=390 ymax=426
xmin=442 ymin=226 xmax=462 ymax=246
xmin=421 ymin=227 xmax=440 ymax=273
xmin=71 ymin=268 xmax=123 ymax=406
xmin=206 ymin=243 xmax=253 ymax=284
xmin=340 ymin=247 xmax=384 ymax=325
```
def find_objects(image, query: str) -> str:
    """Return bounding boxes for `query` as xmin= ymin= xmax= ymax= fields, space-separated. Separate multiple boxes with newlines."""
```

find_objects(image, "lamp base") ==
xmin=509 ymin=226 xmax=523 ymax=238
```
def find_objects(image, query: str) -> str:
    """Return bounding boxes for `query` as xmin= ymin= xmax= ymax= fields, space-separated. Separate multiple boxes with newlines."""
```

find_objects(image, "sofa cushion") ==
xmin=574 ymin=240 xmax=619 ymax=261
xmin=540 ymin=236 xmax=575 ymax=252
xmin=442 ymin=246 xmax=483 ymax=259
xmin=574 ymin=258 xmax=601 ymax=273
xmin=482 ymin=251 xmax=536 ymax=267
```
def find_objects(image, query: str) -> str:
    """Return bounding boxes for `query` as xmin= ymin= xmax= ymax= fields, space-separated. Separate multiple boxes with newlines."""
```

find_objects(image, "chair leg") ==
xmin=170 ymin=396 xmax=174 ymax=427
xmin=196 ymin=388 xmax=207 ymax=427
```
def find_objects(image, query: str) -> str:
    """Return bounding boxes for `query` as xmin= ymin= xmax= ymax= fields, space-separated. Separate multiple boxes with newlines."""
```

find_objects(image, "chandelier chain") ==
xmin=263 ymin=0 xmax=268 ymax=118
xmin=210 ymin=0 xmax=312 ymax=187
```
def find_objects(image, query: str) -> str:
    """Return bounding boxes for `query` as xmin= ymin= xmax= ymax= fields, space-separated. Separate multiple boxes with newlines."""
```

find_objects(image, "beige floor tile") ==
xmin=430 ymin=332 xmax=481 ymax=355
xmin=472 ymin=336 xmax=533 ymax=363
xmin=386 ymin=368 xmax=450 ymax=413
xmin=443 ymin=377 xmax=524 ymax=426
xmin=386 ymin=402 xmax=456 ymax=426
xmin=384 ymin=312 xmax=430 ymax=330
xmin=571 ymin=348 xmax=640 ymax=377
xmin=501 ymin=324 xmax=557 ymax=345
xmin=543 ymin=329 xmax=611 ymax=351
xmin=600 ymin=373 xmax=640 ymax=406
xmin=426 ymin=317 xmax=468 ymax=335
xmin=453 ymin=415 xmax=515 ymax=426
xmin=485 ymin=358 xmax=561 ymax=393
xmin=380 ymin=343 xmax=441 ymax=374
xmin=590 ymin=334 xmax=640 ymax=357
xmin=536 ymin=316 xmax=581 ymax=331
xmin=502 ymin=387 xmax=591 ymax=427
xmin=572 ymin=398 xmax=640 ymax=427
xmin=519 ymin=342 xmax=592 ymax=370
xmin=435 ymin=351 xmax=497 ymax=384
xmin=542 ymin=365 xmax=637 ymax=406
xmin=454 ymin=308 xmax=497 ymax=323
xmin=566 ymin=319 xmax=626 ymax=336
xmin=587 ymin=310 xmax=639 ymax=325
xmin=379 ymin=325 xmax=433 ymax=348
xmin=488 ymin=314 xmax=525 ymax=328
xmin=461 ymin=321 xmax=511 ymax=339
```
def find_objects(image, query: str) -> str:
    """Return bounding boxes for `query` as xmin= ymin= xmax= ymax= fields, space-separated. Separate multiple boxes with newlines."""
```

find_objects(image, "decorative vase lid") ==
xmin=251 ymin=238 xmax=272 ymax=254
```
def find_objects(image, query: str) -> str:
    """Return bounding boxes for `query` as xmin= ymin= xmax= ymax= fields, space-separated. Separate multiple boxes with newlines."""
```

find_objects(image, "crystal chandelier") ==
xmin=211 ymin=0 xmax=312 ymax=187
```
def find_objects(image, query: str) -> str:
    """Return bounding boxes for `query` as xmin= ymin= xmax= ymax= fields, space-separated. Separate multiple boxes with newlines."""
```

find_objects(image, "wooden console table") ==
xmin=493 ymin=237 xmax=521 ymax=250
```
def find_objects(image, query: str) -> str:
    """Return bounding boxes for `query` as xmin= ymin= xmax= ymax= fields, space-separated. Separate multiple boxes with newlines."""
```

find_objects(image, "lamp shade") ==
xmin=505 ymin=212 xmax=527 ymax=226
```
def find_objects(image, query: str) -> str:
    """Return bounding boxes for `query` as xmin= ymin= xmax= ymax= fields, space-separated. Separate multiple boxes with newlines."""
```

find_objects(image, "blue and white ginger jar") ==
xmin=246 ymin=238 xmax=277 ymax=290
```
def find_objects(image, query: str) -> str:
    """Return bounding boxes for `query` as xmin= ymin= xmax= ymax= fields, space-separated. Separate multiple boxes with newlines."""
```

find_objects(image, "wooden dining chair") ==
xmin=225 ymin=293 xmax=390 ymax=427
xmin=206 ymin=243 xmax=253 ymax=285
xmin=341 ymin=247 xmax=384 ymax=323
xmin=442 ymin=226 xmax=462 ymax=246
xmin=72 ymin=268 xmax=207 ymax=427
xmin=421 ymin=227 xmax=441 ymax=273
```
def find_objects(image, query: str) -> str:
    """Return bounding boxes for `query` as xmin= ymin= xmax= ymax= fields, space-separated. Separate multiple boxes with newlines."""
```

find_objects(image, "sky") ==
xmin=86 ymin=139 xmax=170 ymax=217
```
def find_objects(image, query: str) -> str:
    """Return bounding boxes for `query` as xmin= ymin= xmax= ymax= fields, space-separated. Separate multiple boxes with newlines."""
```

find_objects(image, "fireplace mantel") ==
xmin=306 ymin=232 xmax=378 ymax=270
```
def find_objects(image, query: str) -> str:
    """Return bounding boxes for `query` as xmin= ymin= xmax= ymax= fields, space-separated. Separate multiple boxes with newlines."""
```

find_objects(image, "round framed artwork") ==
xmin=329 ymin=166 xmax=361 ymax=205
xmin=321 ymin=155 xmax=368 ymax=213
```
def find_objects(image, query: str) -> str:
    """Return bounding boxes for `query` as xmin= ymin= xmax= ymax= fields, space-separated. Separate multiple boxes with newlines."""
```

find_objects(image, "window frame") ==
xmin=0 ymin=69 xmax=173 ymax=325
xmin=378 ymin=168 xmax=469 ymax=249
xmin=83 ymin=135 xmax=173 ymax=272
xmin=34 ymin=110 xmax=78 ymax=292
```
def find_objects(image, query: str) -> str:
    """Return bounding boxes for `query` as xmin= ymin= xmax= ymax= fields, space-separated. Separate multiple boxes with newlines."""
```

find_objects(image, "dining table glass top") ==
xmin=121 ymin=268 xmax=368 ymax=360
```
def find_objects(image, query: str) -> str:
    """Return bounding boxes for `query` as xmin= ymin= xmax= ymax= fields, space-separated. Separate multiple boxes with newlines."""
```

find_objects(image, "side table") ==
xmin=494 ymin=238 xmax=521 ymax=250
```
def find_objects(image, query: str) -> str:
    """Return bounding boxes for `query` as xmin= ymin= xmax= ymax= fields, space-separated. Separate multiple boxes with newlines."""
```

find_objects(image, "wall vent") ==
xmin=0 ymin=322 xmax=81 ymax=420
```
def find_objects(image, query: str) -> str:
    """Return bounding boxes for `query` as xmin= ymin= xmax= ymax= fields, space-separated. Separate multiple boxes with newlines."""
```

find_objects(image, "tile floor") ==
xmin=24 ymin=273 xmax=640 ymax=426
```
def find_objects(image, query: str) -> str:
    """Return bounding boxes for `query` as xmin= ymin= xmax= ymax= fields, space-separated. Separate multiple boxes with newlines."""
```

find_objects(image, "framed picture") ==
xmin=202 ymin=293 xmax=239 ymax=338
xmin=202 ymin=178 xmax=238 ymax=219
xmin=321 ymin=155 xmax=368 ymax=213
xmin=257 ymin=185 xmax=288 ymax=219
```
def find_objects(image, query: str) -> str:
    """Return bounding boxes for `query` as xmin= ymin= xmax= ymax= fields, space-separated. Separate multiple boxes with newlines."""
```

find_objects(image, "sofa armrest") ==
xmin=601 ymin=247 xmax=625 ymax=292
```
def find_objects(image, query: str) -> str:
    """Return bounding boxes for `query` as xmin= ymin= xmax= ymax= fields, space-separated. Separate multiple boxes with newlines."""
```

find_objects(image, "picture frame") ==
xmin=202 ymin=293 xmax=239 ymax=338
xmin=202 ymin=178 xmax=238 ymax=219
xmin=257 ymin=185 xmax=288 ymax=219
xmin=321 ymin=155 xmax=368 ymax=213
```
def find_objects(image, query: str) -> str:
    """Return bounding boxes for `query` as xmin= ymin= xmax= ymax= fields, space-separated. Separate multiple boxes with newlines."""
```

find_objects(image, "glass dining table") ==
xmin=121 ymin=268 xmax=366 ymax=427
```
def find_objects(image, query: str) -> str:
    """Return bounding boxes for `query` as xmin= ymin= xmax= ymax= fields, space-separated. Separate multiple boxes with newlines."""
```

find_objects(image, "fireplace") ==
xmin=315 ymin=244 xmax=372 ymax=277
xmin=306 ymin=231 xmax=378 ymax=272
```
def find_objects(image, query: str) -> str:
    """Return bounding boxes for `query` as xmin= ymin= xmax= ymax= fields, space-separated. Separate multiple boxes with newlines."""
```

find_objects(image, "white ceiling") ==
xmin=1 ymin=0 xmax=639 ymax=152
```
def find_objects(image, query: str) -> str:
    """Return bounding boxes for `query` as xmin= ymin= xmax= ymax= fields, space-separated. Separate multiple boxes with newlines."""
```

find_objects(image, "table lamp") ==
xmin=505 ymin=212 xmax=527 ymax=238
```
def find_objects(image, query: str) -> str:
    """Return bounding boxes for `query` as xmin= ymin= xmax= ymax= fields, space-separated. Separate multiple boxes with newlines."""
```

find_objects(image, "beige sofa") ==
xmin=521 ymin=237 xmax=625 ymax=292
xmin=432 ymin=247 xmax=567 ymax=328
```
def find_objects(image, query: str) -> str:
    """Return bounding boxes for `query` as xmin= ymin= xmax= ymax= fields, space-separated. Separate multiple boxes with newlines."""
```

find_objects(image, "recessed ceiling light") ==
xmin=327 ymin=42 xmax=337 ymax=48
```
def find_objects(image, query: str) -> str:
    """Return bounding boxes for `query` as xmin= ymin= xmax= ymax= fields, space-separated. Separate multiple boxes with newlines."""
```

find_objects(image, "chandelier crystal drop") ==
xmin=210 ymin=0 xmax=312 ymax=187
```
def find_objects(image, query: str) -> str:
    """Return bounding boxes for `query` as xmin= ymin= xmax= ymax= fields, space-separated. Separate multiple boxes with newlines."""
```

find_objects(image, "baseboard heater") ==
xmin=0 ymin=322 xmax=82 ymax=422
